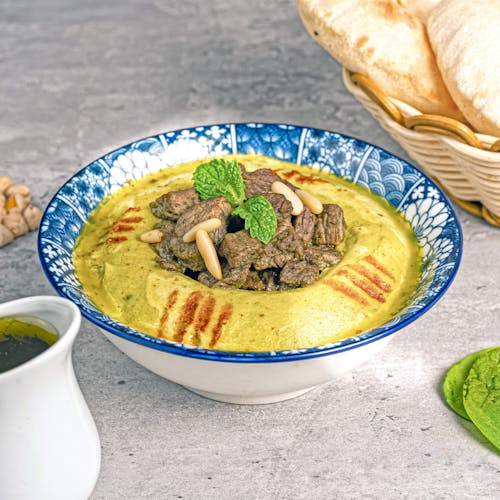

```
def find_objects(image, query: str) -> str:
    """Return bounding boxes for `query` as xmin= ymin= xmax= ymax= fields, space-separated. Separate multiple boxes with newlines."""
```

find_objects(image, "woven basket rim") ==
xmin=341 ymin=68 xmax=500 ymax=227
xmin=343 ymin=68 xmax=500 ymax=156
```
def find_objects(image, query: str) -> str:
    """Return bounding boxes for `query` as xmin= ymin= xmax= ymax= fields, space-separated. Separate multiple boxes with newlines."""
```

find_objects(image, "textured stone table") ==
xmin=1 ymin=1 xmax=499 ymax=499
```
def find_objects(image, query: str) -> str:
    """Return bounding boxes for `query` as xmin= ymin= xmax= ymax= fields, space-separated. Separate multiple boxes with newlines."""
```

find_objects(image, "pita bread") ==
xmin=297 ymin=0 xmax=462 ymax=119
xmin=397 ymin=0 xmax=442 ymax=24
xmin=427 ymin=0 xmax=500 ymax=135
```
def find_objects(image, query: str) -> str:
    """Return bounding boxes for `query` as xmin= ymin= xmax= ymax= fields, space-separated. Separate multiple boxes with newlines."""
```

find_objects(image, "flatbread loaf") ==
xmin=427 ymin=0 xmax=500 ymax=135
xmin=297 ymin=0 xmax=462 ymax=119
xmin=398 ymin=0 xmax=442 ymax=24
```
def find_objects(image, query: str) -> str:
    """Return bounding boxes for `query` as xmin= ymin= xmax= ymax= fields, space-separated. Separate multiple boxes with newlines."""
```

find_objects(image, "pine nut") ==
xmin=195 ymin=229 xmax=222 ymax=280
xmin=182 ymin=217 xmax=222 ymax=243
xmin=271 ymin=181 xmax=303 ymax=215
xmin=140 ymin=229 xmax=163 ymax=243
xmin=295 ymin=189 xmax=323 ymax=215
xmin=0 ymin=176 xmax=13 ymax=194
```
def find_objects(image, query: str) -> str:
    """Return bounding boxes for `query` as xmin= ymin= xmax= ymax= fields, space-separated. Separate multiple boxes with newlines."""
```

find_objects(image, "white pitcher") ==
xmin=0 ymin=296 xmax=101 ymax=500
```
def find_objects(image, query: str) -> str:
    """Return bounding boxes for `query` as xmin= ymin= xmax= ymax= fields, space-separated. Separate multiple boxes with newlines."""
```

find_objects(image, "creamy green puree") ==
xmin=73 ymin=154 xmax=422 ymax=351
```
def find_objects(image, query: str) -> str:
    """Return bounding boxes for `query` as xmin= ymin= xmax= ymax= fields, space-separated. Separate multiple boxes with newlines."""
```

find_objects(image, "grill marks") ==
xmin=363 ymin=255 xmax=394 ymax=280
xmin=103 ymin=207 xmax=143 ymax=245
xmin=280 ymin=169 xmax=328 ymax=185
xmin=325 ymin=279 xmax=368 ymax=306
xmin=112 ymin=224 xmax=135 ymax=233
xmin=210 ymin=303 xmax=233 ymax=348
xmin=194 ymin=296 xmax=216 ymax=341
xmin=101 ymin=236 xmax=127 ymax=245
xmin=350 ymin=263 xmax=392 ymax=293
xmin=120 ymin=216 xmax=143 ymax=224
xmin=158 ymin=290 xmax=232 ymax=347
xmin=158 ymin=290 xmax=179 ymax=338
xmin=173 ymin=291 xmax=202 ymax=342
xmin=338 ymin=269 xmax=385 ymax=303
xmin=326 ymin=255 xmax=394 ymax=305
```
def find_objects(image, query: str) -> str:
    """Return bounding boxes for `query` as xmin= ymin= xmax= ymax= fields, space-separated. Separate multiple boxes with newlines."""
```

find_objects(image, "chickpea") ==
xmin=23 ymin=205 xmax=43 ymax=231
xmin=0 ymin=176 xmax=13 ymax=194
xmin=2 ymin=210 xmax=29 ymax=237
xmin=5 ymin=183 xmax=30 ymax=197
xmin=0 ymin=223 xmax=14 ymax=248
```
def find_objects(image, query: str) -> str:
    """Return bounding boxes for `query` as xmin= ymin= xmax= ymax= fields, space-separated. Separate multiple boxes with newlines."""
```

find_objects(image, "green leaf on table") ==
xmin=442 ymin=347 xmax=495 ymax=420
xmin=193 ymin=158 xmax=246 ymax=207
xmin=233 ymin=195 xmax=277 ymax=244
xmin=463 ymin=348 xmax=500 ymax=451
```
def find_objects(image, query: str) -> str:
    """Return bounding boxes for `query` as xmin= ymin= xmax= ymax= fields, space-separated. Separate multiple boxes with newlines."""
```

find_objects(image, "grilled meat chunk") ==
xmin=219 ymin=230 xmax=264 ymax=269
xmin=149 ymin=164 xmax=346 ymax=290
xmin=254 ymin=221 xmax=305 ymax=270
xmin=174 ymin=196 xmax=232 ymax=245
xmin=313 ymin=203 xmax=344 ymax=246
xmin=304 ymin=246 xmax=342 ymax=271
xmin=280 ymin=260 xmax=320 ymax=288
xmin=293 ymin=206 xmax=316 ymax=244
xmin=169 ymin=236 xmax=206 ymax=271
xmin=261 ymin=193 xmax=293 ymax=223
xmin=150 ymin=188 xmax=200 ymax=220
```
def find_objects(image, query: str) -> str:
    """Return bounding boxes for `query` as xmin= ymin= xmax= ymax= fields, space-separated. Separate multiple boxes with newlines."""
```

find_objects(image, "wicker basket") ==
xmin=342 ymin=69 xmax=500 ymax=227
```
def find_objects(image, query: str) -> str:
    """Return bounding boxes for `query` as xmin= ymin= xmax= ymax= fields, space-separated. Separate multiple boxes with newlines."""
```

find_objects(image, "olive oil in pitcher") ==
xmin=0 ymin=317 xmax=58 ymax=373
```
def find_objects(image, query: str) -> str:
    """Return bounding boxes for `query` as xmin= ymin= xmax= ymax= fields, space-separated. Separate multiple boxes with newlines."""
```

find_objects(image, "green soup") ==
xmin=0 ymin=317 xmax=58 ymax=373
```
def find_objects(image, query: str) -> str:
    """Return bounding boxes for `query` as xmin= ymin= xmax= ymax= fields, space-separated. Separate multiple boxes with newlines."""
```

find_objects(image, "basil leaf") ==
xmin=193 ymin=159 xmax=246 ymax=207
xmin=233 ymin=196 xmax=277 ymax=244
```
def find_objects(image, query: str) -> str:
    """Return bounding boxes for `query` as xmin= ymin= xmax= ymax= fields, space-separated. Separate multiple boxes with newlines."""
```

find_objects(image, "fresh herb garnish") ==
xmin=193 ymin=158 xmax=246 ymax=208
xmin=232 ymin=196 xmax=277 ymax=244
xmin=193 ymin=159 xmax=278 ymax=243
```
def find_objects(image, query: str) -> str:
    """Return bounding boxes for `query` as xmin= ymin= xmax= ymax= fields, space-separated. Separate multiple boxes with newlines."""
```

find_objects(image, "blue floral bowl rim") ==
xmin=38 ymin=122 xmax=463 ymax=364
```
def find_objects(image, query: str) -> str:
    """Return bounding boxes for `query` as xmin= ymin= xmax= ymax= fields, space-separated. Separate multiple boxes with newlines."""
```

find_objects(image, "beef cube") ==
xmin=242 ymin=271 xmax=266 ymax=291
xmin=260 ymin=269 xmax=279 ymax=291
xmin=198 ymin=271 xmax=233 ymax=289
xmin=254 ymin=221 xmax=305 ymax=270
xmin=169 ymin=236 xmax=205 ymax=271
xmin=156 ymin=258 xmax=185 ymax=273
xmin=198 ymin=271 xmax=218 ymax=288
xmin=219 ymin=231 xmax=264 ymax=268
xmin=220 ymin=266 xmax=250 ymax=288
xmin=273 ymin=221 xmax=305 ymax=258
xmin=262 ymin=193 xmax=293 ymax=223
xmin=304 ymin=246 xmax=342 ymax=271
xmin=280 ymin=260 xmax=320 ymax=288
xmin=241 ymin=168 xmax=295 ymax=198
xmin=151 ymin=220 xmax=176 ymax=260
xmin=313 ymin=204 xmax=345 ymax=246
xmin=174 ymin=196 xmax=232 ymax=245
xmin=150 ymin=188 xmax=200 ymax=220
xmin=241 ymin=168 xmax=280 ymax=198
xmin=293 ymin=206 xmax=316 ymax=244
xmin=198 ymin=265 xmax=250 ymax=289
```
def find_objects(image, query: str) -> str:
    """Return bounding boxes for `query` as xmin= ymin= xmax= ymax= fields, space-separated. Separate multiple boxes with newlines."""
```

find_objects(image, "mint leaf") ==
xmin=193 ymin=159 xmax=246 ymax=207
xmin=233 ymin=196 xmax=277 ymax=244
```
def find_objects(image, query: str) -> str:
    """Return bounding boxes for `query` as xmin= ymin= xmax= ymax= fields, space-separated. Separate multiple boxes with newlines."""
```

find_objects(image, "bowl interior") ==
xmin=38 ymin=123 xmax=462 ymax=361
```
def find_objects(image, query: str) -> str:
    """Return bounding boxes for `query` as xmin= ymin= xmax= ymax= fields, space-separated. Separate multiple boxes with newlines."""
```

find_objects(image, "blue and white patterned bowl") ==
xmin=38 ymin=123 xmax=462 ymax=404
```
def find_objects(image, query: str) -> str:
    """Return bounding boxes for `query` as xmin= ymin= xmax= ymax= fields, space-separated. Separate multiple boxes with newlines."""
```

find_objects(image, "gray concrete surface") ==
xmin=1 ymin=1 xmax=499 ymax=498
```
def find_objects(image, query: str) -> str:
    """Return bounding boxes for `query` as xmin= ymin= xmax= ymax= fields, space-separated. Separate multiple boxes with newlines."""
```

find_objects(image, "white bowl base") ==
xmin=184 ymin=385 xmax=317 ymax=405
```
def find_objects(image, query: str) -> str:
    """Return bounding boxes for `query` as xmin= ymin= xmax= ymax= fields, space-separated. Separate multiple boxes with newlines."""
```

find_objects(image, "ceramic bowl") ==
xmin=38 ymin=123 xmax=462 ymax=404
